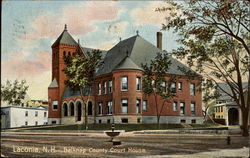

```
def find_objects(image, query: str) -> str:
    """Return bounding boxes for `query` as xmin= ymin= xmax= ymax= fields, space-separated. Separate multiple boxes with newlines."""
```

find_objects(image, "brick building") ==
xmin=48 ymin=25 xmax=203 ymax=125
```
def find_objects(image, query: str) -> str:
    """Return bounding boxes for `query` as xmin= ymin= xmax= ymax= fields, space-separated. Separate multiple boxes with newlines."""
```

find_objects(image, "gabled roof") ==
xmin=96 ymin=35 xmax=197 ymax=76
xmin=52 ymin=25 xmax=78 ymax=47
xmin=48 ymin=78 xmax=58 ymax=88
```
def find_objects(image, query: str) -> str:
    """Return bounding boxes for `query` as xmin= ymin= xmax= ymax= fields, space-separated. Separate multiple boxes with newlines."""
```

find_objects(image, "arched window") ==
xmin=70 ymin=102 xmax=74 ymax=116
xmin=68 ymin=52 xmax=71 ymax=56
xmin=63 ymin=103 xmax=68 ymax=116
xmin=88 ymin=102 xmax=93 ymax=115
xmin=63 ymin=51 xmax=66 ymax=57
xmin=76 ymin=102 xmax=82 ymax=121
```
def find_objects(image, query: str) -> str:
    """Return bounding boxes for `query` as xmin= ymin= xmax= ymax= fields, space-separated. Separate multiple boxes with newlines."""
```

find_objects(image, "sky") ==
xmin=1 ymin=1 xmax=180 ymax=100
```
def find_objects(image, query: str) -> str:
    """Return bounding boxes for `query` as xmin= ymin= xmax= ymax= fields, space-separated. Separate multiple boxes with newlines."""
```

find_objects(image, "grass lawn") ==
xmin=25 ymin=123 xmax=222 ymax=131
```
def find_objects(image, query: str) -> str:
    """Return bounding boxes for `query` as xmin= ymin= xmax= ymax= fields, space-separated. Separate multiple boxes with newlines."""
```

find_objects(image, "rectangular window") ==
xmin=44 ymin=112 xmax=47 ymax=117
xmin=104 ymin=82 xmax=107 ymax=94
xmin=191 ymin=102 xmax=196 ymax=115
xmin=136 ymin=77 xmax=141 ymax=91
xmin=180 ymin=119 xmax=186 ymax=123
xmin=121 ymin=99 xmax=128 ymax=114
xmin=25 ymin=111 xmax=28 ymax=117
xmin=108 ymin=80 xmax=112 ymax=93
xmin=25 ymin=121 xmax=28 ymax=126
xmin=191 ymin=119 xmax=196 ymax=124
xmin=121 ymin=76 xmax=128 ymax=91
xmin=35 ymin=121 xmax=38 ymax=126
xmin=161 ymin=81 xmax=167 ymax=92
xmin=35 ymin=111 xmax=38 ymax=117
xmin=136 ymin=99 xmax=141 ymax=114
xmin=180 ymin=102 xmax=185 ymax=115
xmin=98 ymin=103 xmax=102 ymax=115
xmin=178 ymin=82 xmax=182 ymax=91
xmin=121 ymin=118 xmax=128 ymax=123
xmin=221 ymin=106 xmax=223 ymax=112
xmin=173 ymin=101 xmax=178 ymax=112
xmin=52 ymin=121 xmax=57 ymax=124
xmin=190 ymin=83 xmax=195 ymax=96
xmin=98 ymin=83 xmax=101 ymax=95
xmin=52 ymin=101 xmax=58 ymax=110
xmin=170 ymin=82 xmax=176 ymax=93
xmin=143 ymin=100 xmax=148 ymax=112
xmin=107 ymin=101 xmax=113 ymax=115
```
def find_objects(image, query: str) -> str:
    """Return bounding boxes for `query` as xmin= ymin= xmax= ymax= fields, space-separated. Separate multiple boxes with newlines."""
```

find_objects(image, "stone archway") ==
xmin=70 ymin=102 xmax=74 ymax=116
xmin=88 ymin=101 xmax=93 ymax=116
xmin=63 ymin=103 xmax=68 ymax=117
xmin=76 ymin=102 xmax=82 ymax=121
xmin=228 ymin=108 xmax=239 ymax=125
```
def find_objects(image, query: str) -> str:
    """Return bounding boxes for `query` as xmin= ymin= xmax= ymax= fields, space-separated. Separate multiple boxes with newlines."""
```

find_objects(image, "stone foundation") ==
xmin=142 ymin=116 xmax=204 ymax=124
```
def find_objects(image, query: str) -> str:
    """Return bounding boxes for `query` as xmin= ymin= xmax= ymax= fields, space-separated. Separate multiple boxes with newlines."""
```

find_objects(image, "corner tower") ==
xmin=48 ymin=25 xmax=79 ymax=124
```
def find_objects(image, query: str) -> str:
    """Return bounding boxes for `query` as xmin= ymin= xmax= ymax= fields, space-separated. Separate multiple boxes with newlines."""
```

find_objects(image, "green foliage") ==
xmin=141 ymin=52 xmax=174 ymax=100
xmin=1 ymin=80 xmax=29 ymax=105
xmin=63 ymin=50 xmax=103 ymax=92
xmin=160 ymin=0 xmax=250 ymax=136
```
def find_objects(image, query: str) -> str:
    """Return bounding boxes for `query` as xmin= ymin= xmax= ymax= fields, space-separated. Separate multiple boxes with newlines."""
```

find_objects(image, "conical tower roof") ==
xmin=52 ymin=25 xmax=78 ymax=47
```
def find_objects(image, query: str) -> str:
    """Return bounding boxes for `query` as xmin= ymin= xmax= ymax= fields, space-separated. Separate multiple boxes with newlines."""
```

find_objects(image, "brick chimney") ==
xmin=157 ymin=32 xmax=162 ymax=50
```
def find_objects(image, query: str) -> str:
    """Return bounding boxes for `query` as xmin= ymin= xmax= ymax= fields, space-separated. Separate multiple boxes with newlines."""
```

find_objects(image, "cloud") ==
xmin=96 ymin=39 xmax=118 ymax=50
xmin=131 ymin=1 xmax=178 ymax=27
xmin=2 ymin=51 xmax=51 ymax=79
xmin=106 ymin=21 xmax=129 ymax=36
xmin=25 ymin=1 xmax=120 ymax=40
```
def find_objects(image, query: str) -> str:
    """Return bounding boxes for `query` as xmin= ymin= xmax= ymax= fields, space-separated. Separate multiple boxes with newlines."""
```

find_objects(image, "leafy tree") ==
xmin=141 ymin=52 xmax=175 ymax=127
xmin=202 ymin=79 xmax=220 ymax=122
xmin=1 ymin=80 xmax=29 ymax=106
xmin=63 ymin=50 xmax=103 ymax=130
xmin=158 ymin=0 xmax=250 ymax=136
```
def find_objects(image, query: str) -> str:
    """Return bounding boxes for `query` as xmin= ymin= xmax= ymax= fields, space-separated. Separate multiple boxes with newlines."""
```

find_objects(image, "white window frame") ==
xmin=191 ymin=102 xmax=196 ymax=115
xmin=180 ymin=102 xmax=185 ymax=115
xmin=52 ymin=101 xmax=58 ymax=111
xmin=107 ymin=101 xmax=113 ymax=115
xmin=35 ymin=111 xmax=38 ymax=117
xmin=136 ymin=99 xmax=141 ymax=114
xmin=173 ymin=101 xmax=178 ymax=112
xmin=143 ymin=100 xmax=148 ymax=112
xmin=136 ymin=77 xmax=141 ymax=91
xmin=108 ymin=80 xmax=112 ymax=93
xmin=190 ymin=83 xmax=195 ymax=96
xmin=121 ymin=76 xmax=128 ymax=91
xmin=98 ymin=83 xmax=101 ymax=95
xmin=98 ymin=103 xmax=102 ymax=115
xmin=121 ymin=99 xmax=128 ymax=114
xmin=178 ymin=82 xmax=182 ymax=91
xmin=104 ymin=81 xmax=107 ymax=94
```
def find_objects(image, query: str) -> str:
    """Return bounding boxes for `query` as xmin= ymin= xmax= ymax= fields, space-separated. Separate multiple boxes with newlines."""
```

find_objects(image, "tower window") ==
xmin=63 ymin=51 xmax=66 ymax=57
xmin=136 ymin=77 xmax=141 ymax=91
xmin=121 ymin=76 xmax=128 ymax=91
xmin=68 ymin=52 xmax=71 ymax=56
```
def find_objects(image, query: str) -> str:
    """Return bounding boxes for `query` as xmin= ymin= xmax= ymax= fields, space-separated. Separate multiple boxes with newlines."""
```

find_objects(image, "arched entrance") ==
xmin=70 ymin=102 xmax=74 ymax=116
xmin=88 ymin=102 xmax=93 ymax=116
xmin=228 ymin=108 xmax=239 ymax=125
xmin=63 ymin=103 xmax=68 ymax=116
xmin=76 ymin=102 xmax=82 ymax=121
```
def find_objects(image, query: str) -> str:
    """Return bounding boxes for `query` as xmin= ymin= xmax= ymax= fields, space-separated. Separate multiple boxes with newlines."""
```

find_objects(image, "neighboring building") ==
xmin=214 ymin=83 xmax=249 ymax=126
xmin=26 ymin=100 xmax=48 ymax=107
xmin=1 ymin=106 xmax=48 ymax=128
xmin=48 ymin=25 xmax=203 ymax=125
xmin=1 ymin=110 xmax=7 ymax=129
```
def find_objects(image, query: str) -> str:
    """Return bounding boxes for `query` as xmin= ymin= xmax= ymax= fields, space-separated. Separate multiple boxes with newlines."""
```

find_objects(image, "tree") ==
xmin=63 ymin=50 xmax=103 ymax=130
xmin=158 ymin=0 xmax=250 ymax=136
xmin=1 ymin=79 xmax=29 ymax=106
xmin=202 ymin=79 xmax=220 ymax=123
xmin=141 ymin=52 xmax=175 ymax=127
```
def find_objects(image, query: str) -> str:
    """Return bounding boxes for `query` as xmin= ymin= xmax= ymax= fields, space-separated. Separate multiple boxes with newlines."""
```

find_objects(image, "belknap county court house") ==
xmin=48 ymin=25 xmax=203 ymax=125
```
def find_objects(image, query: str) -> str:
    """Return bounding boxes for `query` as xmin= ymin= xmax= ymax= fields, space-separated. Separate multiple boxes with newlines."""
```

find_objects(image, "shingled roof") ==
xmin=96 ymin=34 xmax=197 ymax=76
xmin=52 ymin=25 xmax=78 ymax=47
